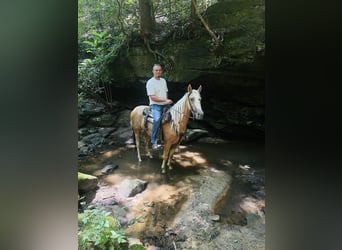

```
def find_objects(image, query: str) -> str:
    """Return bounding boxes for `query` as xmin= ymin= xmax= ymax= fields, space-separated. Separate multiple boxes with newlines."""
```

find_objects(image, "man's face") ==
xmin=153 ymin=66 xmax=162 ymax=78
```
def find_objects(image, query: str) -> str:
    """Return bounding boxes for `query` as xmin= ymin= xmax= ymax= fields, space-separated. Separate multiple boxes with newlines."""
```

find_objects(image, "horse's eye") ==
xmin=190 ymin=97 xmax=194 ymax=101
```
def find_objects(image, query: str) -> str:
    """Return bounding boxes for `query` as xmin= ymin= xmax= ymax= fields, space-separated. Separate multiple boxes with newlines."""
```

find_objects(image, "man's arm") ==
xmin=149 ymin=95 xmax=173 ymax=104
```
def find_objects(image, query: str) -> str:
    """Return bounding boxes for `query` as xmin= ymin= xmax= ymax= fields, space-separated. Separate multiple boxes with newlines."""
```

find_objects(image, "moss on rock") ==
xmin=78 ymin=172 xmax=98 ymax=192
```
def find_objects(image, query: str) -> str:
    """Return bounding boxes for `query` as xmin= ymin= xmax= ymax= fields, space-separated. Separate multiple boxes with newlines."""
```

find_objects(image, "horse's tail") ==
xmin=130 ymin=105 xmax=150 ymax=146
xmin=143 ymin=107 xmax=149 ymax=132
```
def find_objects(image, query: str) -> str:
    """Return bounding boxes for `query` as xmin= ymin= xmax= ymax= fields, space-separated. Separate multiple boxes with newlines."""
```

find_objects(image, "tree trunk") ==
xmin=190 ymin=0 xmax=197 ymax=28
xmin=139 ymin=0 xmax=155 ymax=37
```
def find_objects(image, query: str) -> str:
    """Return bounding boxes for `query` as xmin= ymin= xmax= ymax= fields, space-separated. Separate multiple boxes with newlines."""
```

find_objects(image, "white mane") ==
xmin=169 ymin=92 xmax=190 ymax=135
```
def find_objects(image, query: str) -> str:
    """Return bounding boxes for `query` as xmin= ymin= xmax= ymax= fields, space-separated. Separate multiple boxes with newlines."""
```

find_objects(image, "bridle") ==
xmin=187 ymin=91 xmax=200 ymax=120
xmin=168 ymin=91 xmax=202 ymax=120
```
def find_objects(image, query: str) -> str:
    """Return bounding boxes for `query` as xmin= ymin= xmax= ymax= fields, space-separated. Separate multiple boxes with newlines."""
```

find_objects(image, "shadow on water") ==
xmin=79 ymin=138 xmax=264 ymax=229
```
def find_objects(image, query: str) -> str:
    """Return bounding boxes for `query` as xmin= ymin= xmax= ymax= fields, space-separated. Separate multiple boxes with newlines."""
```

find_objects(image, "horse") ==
xmin=130 ymin=84 xmax=204 ymax=173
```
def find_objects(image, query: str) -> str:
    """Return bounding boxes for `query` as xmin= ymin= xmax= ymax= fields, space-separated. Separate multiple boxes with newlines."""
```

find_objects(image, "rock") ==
xmin=78 ymin=172 xmax=98 ymax=192
xmin=89 ymin=113 xmax=116 ymax=127
xmin=111 ymin=127 xmax=134 ymax=143
xmin=98 ymin=199 xmax=118 ymax=206
xmin=115 ymin=110 xmax=132 ymax=128
xmin=78 ymin=128 xmax=89 ymax=136
xmin=82 ymin=133 xmax=98 ymax=143
xmin=78 ymin=115 xmax=88 ymax=128
xmin=78 ymin=141 xmax=86 ymax=148
xmin=101 ymin=164 xmax=119 ymax=175
xmin=127 ymin=237 xmax=144 ymax=248
xmin=117 ymin=179 xmax=148 ymax=198
xmin=209 ymin=214 xmax=220 ymax=222
xmin=109 ymin=0 xmax=264 ymax=84
xmin=254 ymin=189 xmax=265 ymax=199
xmin=197 ymin=137 xmax=228 ymax=144
xmin=117 ymin=216 xmax=128 ymax=226
xmin=79 ymin=101 xmax=105 ymax=116
xmin=82 ymin=132 xmax=106 ymax=146
xmin=98 ymin=127 xmax=115 ymax=137
xmin=78 ymin=145 xmax=95 ymax=157
xmin=246 ymin=213 xmax=264 ymax=228
xmin=184 ymin=129 xmax=208 ymax=143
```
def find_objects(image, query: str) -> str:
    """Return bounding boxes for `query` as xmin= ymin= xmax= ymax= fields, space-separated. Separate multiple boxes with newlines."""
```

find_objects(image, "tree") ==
xmin=139 ymin=0 xmax=156 ymax=37
xmin=190 ymin=0 xmax=197 ymax=28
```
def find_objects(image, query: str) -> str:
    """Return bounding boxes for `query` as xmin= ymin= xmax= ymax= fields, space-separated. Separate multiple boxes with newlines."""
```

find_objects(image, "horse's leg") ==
xmin=161 ymin=143 xmax=171 ymax=174
xmin=144 ymin=131 xmax=152 ymax=158
xmin=167 ymin=145 xmax=178 ymax=170
xmin=134 ymin=129 xmax=142 ymax=162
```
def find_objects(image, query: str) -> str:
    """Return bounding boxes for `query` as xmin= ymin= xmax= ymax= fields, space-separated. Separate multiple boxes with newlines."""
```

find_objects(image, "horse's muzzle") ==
xmin=194 ymin=111 xmax=204 ymax=120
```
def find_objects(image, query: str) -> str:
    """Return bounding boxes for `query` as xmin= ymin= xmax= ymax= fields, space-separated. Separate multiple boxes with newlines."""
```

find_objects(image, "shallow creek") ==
xmin=79 ymin=138 xmax=265 ymax=240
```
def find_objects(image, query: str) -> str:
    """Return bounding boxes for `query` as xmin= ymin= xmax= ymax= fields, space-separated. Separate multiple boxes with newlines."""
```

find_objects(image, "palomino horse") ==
xmin=130 ymin=84 xmax=204 ymax=173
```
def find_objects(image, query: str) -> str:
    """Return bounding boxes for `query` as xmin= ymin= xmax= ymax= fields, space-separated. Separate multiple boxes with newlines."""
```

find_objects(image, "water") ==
xmin=79 ymin=138 xmax=265 ymax=227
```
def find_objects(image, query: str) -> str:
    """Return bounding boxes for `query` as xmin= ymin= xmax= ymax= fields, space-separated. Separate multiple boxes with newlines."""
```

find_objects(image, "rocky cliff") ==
xmin=107 ymin=0 xmax=265 ymax=138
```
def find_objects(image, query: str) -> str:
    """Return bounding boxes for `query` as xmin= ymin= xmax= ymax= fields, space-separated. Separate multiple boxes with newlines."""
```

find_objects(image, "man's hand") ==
xmin=149 ymin=95 xmax=173 ymax=104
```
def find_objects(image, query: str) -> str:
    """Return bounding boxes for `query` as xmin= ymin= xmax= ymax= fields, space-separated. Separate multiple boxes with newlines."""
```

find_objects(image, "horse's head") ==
xmin=187 ymin=84 xmax=204 ymax=120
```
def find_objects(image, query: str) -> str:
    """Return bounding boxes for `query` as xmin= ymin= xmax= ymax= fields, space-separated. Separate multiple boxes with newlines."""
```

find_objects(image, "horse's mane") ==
xmin=169 ymin=92 xmax=189 ymax=135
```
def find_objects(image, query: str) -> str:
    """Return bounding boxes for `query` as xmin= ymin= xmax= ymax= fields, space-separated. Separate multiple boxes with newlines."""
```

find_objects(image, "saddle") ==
xmin=143 ymin=106 xmax=172 ymax=130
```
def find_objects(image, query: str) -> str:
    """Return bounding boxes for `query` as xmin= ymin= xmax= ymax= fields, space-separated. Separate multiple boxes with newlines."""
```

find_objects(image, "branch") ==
xmin=191 ymin=0 xmax=223 ymax=47
xmin=143 ymin=35 xmax=174 ymax=69
xmin=115 ymin=0 xmax=127 ymax=35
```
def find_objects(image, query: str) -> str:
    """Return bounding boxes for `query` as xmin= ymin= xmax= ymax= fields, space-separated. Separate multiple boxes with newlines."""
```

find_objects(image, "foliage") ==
xmin=78 ymin=0 xmax=139 ymax=107
xmin=112 ymin=204 xmax=148 ymax=228
xmin=79 ymin=30 xmax=119 ymax=82
xmin=78 ymin=0 xmax=139 ymax=40
xmin=78 ymin=29 xmax=125 ymax=106
xmin=78 ymin=207 xmax=128 ymax=250
xmin=152 ymin=0 xmax=219 ymax=25
xmin=78 ymin=206 xmax=147 ymax=250
xmin=129 ymin=244 xmax=146 ymax=250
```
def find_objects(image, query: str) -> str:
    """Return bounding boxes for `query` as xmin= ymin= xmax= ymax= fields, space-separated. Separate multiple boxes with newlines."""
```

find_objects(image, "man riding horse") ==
xmin=131 ymin=63 xmax=203 ymax=173
xmin=146 ymin=64 xmax=173 ymax=150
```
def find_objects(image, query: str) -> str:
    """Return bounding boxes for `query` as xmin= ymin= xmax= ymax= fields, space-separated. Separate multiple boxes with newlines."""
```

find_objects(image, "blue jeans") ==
xmin=150 ymin=104 xmax=166 ymax=144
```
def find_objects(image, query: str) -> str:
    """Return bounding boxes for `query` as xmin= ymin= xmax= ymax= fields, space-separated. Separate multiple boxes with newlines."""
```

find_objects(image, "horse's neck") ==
xmin=182 ymin=102 xmax=192 ymax=131
xmin=175 ymin=96 xmax=191 ymax=134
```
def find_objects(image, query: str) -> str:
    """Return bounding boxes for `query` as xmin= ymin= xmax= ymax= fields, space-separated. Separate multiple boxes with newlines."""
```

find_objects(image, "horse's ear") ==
xmin=198 ymin=85 xmax=202 ymax=93
xmin=187 ymin=84 xmax=192 ymax=93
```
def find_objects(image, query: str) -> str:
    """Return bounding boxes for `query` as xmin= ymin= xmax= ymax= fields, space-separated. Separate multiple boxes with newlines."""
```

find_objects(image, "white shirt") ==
xmin=146 ymin=77 xmax=168 ymax=105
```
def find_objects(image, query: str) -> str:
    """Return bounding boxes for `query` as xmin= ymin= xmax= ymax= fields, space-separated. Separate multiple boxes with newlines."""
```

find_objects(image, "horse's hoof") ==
xmin=161 ymin=169 xmax=166 ymax=174
xmin=169 ymin=166 xmax=173 ymax=171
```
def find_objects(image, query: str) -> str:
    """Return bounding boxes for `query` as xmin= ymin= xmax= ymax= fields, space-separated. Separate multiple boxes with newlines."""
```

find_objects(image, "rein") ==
xmin=187 ymin=92 xmax=197 ymax=120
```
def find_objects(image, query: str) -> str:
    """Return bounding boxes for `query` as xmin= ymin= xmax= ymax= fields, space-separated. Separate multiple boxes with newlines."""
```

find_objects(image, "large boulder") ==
xmin=109 ymin=0 xmax=264 ymax=84
xmin=117 ymin=179 xmax=148 ymax=198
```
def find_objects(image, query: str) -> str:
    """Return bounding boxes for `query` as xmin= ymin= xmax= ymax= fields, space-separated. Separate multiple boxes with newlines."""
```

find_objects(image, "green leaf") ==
xmin=100 ymin=30 xmax=108 ymax=37
xmin=83 ymin=40 xmax=94 ymax=46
